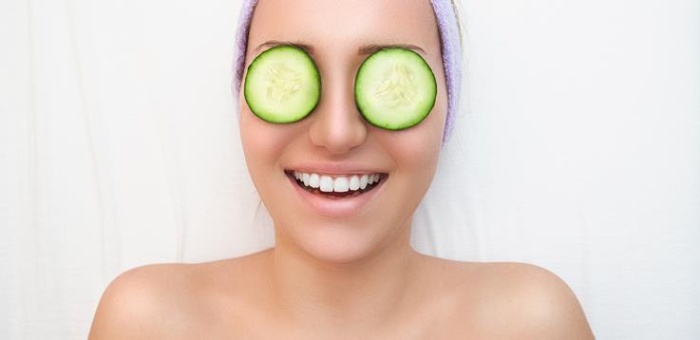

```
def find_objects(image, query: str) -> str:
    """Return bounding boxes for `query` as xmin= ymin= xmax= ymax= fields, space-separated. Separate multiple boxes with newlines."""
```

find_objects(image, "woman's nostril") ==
xmin=308 ymin=103 xmax=368 ymax=153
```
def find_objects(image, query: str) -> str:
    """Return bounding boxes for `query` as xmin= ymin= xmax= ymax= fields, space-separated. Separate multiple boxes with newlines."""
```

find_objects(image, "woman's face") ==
xmin=240 ymin=0 xmax=447 ymax=262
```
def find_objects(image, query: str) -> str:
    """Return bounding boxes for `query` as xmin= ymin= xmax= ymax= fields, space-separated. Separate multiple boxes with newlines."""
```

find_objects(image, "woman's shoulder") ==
xmin=88 ymin=251 xmax=270 ymax=339
xmin=425 ymin=258 xmax=594 ymax=339
xmin=88 ymin=263 xmax=196 ymax=339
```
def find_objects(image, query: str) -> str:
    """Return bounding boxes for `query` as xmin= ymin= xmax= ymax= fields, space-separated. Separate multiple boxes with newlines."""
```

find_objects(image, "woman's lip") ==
xmin=285 ymin=168 xmax=386 ymax=176
xmin=286 ymin=171 xmax=386 ymax=217
xmin=284 ymin=162 xmax=388 ymax=176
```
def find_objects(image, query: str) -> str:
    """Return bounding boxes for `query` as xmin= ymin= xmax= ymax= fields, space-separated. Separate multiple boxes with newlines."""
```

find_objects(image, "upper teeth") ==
xmin=293 ymin=171 xmax=381 ymax=193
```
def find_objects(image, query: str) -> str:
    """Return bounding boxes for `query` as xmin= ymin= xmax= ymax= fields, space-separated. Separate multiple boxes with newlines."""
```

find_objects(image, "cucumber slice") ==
xmin=244 ymin=45 xmax=321 ymax=124
xmin=355 ymin=48 xmax=437 ymax=130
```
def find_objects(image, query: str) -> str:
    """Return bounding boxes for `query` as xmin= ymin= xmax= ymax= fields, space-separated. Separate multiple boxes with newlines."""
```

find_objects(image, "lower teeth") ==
xmin=309 ymin=188 xmax=361 ymax=197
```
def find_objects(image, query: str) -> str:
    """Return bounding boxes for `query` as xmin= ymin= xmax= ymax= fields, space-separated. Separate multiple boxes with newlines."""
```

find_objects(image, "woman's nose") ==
xmin=308 ymin=79 xmax=368 ymax=154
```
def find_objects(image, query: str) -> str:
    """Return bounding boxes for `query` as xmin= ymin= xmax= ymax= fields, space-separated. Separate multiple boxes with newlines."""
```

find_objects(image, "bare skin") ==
xmin=90 ymin=0 xmax=594 ymax=338
xmin=89 ymin=250 xmax=592 ymax=339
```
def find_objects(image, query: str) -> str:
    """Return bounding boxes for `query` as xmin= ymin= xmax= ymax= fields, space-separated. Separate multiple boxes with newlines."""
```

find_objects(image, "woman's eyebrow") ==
xmin=252 ymin=40 xmax=314 ymax=54
xmin=358 ymin=43 xmax=426 ymax=56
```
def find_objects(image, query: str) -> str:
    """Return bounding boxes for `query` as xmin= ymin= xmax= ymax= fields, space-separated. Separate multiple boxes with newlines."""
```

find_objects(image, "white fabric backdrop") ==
xmin=1 ymin=0 xmax=699 ymax=338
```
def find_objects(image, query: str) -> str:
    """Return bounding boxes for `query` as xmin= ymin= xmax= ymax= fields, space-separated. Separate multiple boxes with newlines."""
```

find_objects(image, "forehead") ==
xmin=248 ymin=0 xmax=441 ymax=58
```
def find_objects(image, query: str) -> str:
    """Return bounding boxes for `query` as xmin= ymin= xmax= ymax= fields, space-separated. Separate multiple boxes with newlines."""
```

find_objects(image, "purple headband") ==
xmin=233 ymin=0 xmax=462 ymax=141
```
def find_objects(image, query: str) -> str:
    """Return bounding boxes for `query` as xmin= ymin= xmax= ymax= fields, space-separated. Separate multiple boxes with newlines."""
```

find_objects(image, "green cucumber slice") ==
xmin=355 ymin=48 xmax=437 ymax=130
xmin=244 ymin=45 xmax=321 ymax=124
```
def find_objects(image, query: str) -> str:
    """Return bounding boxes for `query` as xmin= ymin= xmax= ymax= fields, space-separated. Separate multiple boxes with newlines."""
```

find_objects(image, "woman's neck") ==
xmin=267 ymin=227 xmax=424 ymax=332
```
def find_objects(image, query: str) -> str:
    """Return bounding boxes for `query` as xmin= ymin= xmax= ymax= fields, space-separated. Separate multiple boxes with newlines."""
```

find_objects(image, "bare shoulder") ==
xmin=428 ymin=259 xmax=594 ymax=339
xmin=88 ymin=251 xmax=271 ymax=339
xmin=474 ymin=262 xmax=593 ymax=338
xmin=88 ymin=263 xmax=199 ymax=339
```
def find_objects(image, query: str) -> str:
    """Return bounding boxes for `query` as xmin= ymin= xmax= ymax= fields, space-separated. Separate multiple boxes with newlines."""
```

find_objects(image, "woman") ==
xmin=89 ymin=0 xmax=594 ymax=338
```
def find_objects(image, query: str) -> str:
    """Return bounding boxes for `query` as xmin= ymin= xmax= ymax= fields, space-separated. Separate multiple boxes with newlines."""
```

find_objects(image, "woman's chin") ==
xmin=282 ymin=224 xmax=393 ymax=265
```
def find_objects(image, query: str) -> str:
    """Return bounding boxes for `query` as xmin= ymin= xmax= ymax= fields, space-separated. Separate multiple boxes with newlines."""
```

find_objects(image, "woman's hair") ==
xmin=232 ymin=0 xmax=462 ymax=141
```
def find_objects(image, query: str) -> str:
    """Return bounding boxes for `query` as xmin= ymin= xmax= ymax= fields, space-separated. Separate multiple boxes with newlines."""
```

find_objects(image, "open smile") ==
xmin=285 ymin=170 xmax=387 ymax=199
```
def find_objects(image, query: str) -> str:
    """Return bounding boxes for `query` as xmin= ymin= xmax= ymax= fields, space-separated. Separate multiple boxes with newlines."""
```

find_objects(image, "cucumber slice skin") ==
xmin=244 ymin=45 xmax=321 ymax=124
xmin=355 ymin=48 xmax=437 ymax=130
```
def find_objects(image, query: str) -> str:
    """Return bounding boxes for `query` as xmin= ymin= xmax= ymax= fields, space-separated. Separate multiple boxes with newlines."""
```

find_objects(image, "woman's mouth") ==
xmin=286 ymin=170 xmax=386 ymax=198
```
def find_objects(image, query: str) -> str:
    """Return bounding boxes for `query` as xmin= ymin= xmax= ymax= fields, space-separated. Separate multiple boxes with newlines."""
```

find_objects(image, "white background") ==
xmin=1 ymin=0 xmax=699 ymax=338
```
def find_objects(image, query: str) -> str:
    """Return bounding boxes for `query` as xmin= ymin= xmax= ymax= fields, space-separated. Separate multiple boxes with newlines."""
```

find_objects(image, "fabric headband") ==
xmin=233 ymin=0 xmax=462 ymax=141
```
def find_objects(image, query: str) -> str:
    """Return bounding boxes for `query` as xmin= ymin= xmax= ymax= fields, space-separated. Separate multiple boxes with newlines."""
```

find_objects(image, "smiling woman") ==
xmin=88 ymin=0 xmax=593 ymax=338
